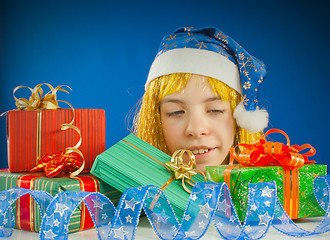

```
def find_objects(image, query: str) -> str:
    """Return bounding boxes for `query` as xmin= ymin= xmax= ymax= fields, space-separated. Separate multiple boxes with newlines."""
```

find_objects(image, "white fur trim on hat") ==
xmin=146 ymin=48 xmax=242 ymax=94
xmin=233 ymin=102 xmax=269 ymax=133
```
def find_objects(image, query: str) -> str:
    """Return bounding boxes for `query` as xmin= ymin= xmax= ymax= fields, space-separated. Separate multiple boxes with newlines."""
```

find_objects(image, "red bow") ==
xmin=230 ymin=129 xmax=316 ymax=169
xmin=30 ymin=152 xmax=81 ymax=177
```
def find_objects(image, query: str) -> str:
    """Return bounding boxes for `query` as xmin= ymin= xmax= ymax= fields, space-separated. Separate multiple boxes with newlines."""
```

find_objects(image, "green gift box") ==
xmin=206 ymin=164 xmax=326 ymax=222
xmin=0 ymin=170 xmax=122 ymax=233
xmin=91 ymin=134 xmax=205 ymax=220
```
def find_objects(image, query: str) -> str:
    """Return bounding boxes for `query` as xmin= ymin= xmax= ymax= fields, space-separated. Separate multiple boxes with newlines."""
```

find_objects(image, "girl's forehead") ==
xmin=163 ymin=75 xmax=218 ymax=100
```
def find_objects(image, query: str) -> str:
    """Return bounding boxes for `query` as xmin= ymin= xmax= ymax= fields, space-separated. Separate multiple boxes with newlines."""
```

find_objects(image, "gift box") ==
xmin=206 ymin=164 xmax=327 ymax=222
xmin=91 ymin=134 xmax=206 ymax=220
xmin=7 ymin=108 xmax=106 ymax=172
xmin=0 ymin=170 xmax=122 ymax=233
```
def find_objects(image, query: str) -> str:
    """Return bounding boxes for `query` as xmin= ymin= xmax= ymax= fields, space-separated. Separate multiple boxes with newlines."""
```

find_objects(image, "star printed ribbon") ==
xmin=0 ymin=175 xmax=329 ymax=239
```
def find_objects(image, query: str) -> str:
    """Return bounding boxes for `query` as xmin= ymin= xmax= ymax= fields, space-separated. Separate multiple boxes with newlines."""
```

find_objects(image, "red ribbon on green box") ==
xmin=226 ymin=129 xmax=317 ymax=219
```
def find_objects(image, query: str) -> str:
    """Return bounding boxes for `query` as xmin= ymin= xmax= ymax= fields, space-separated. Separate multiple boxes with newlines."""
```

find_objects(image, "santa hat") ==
xmin=145 ymin=27 xmax=268 ymax=133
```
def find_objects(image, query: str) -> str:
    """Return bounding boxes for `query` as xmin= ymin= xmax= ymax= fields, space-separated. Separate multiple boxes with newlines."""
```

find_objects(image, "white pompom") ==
xmin=233 ymin=102 xmax=269 ymax=133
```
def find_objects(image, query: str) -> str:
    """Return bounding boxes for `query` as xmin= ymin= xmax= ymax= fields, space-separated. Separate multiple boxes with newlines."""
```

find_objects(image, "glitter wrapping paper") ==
xmin=206 ymin=164 xmax=326 ymax=222
xmin=0 ymin=170 xmax=122 ymax=233
xmin=6 ymin=109 xmax=106 ymax=172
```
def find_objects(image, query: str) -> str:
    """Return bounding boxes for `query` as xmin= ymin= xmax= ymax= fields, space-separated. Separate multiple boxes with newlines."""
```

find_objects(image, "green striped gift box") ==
xmin=0 ymin=170 xmax=122 ymax=233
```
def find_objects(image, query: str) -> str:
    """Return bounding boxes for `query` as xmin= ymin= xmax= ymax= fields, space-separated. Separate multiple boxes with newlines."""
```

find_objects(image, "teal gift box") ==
xmin=91 ymin=134 xmax=206 ymax=220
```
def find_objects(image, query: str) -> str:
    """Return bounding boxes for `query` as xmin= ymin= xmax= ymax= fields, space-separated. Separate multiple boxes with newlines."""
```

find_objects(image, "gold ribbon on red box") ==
xmin=13 ymin=83 xmax=85 ymax=177
xmin=225 ymin=129 xmax=317 ymax=219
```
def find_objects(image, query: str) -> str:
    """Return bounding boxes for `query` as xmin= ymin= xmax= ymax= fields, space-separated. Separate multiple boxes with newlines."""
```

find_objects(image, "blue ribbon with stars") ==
xmin=0 ymin=175 xmax=329 ymax=239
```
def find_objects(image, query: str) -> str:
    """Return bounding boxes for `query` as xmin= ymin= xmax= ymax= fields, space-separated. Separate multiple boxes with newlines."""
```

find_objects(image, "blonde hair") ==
xmin=133 ymin=73 xmax=262 ymax=157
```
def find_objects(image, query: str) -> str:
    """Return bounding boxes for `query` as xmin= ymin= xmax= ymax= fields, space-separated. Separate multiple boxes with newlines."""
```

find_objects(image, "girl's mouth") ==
xmin=191 ymin=148 xmax=210 ymax=155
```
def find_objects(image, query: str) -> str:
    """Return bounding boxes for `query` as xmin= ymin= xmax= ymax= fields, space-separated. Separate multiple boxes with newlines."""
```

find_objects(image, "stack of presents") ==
xmin=0 ymin=84 xmax=327 ymax=235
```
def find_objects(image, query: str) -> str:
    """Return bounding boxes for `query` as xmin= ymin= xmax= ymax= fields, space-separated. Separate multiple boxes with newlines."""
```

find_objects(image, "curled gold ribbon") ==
xmin=163 ymin=149 xmax=206 ymax=194
xmin=13 ymin=83 xmax=84 ymax=177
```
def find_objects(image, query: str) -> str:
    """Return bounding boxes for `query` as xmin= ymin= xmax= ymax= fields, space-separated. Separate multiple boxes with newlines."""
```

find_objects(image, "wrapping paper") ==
xmin=7 ymin=108 xmax=106 ymax=172
xmin=0 ymin=171 xmax=122 ymax=233
xmin=205 ymin=164 xmax=327 ymax=221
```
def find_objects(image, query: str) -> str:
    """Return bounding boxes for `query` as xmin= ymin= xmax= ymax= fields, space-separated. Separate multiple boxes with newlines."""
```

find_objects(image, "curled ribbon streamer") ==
xmin=163 ymin=149 xmax=207 ymax=194
xmin=1 ymin=175 xmax=329 ymax=239
xmin=12 ymin=83 xmax=85 ymax=177
xmin=230 ymin=129 xmax=316 ymax=169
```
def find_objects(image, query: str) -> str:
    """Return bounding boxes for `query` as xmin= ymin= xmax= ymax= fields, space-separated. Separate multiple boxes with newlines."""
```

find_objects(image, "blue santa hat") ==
xmin=145 ymin=27 xmax=268 ymax=133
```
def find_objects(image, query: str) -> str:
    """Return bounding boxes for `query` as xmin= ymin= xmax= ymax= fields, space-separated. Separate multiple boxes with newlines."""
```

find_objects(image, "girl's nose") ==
xmin=184 ymin=115 xmax=210 ymax=138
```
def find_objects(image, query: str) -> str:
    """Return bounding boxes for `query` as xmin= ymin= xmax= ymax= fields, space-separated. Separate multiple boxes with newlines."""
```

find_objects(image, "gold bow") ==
xmin=163 ymin=149 xmax=206 ymax=193
xmin=13 ymin=83 xmax=72 ymax=110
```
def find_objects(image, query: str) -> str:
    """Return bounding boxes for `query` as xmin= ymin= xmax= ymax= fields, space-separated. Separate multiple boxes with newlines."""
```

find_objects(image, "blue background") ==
xmin=1 ymin=0 xmax=329 ymax=172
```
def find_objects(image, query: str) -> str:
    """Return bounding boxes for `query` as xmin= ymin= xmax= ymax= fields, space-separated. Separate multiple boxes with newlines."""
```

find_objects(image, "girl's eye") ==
xmin=167 ymin=110 xmax=185 ymax=117
xmin=208 ymin=109 xmax=225 ymax=114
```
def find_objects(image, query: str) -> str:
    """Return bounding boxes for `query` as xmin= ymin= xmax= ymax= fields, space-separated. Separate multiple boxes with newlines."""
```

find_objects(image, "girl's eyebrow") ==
xmin=205 ymin=97 xmax=222 ymax=102
xmin=160 ymin=99 xmax=184 ymax=104
xmin=161 ymin=97 xmax=222 ymax=104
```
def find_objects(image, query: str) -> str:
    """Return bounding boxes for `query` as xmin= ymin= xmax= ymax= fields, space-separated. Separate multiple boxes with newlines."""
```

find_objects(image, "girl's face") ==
xmin=160 ymin=75 xmax=236 ymax=172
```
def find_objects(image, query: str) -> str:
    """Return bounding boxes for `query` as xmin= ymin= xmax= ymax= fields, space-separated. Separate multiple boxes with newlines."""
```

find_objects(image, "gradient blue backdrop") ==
xmin=1 ymin=0 xmax=329 ymax=173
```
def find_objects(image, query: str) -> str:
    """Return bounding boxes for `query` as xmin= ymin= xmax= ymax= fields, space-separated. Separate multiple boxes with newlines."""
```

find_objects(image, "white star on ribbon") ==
xmin=205 ymin=193 xmax=212 ymax=199
xmin=264 ymin=201 xmax=271 ymax=207
xmin=204 ymin=184 xmax=216 ymax=190
xmin=199 ymin=220 xmax=206 ymax=228
xmin=54 ymin=203 xmax=69 ymax=217
xmin=190 ymin=194 xmax=198 ymax=201
xmin=185 ymin=230 xmax=197 ymax=238
xmin=244 ymin=225 xmax=253 ymax=232
xmin=250 ymin=203 xmax=258 ymax=212
xmin=258 ymin=212 xmax=272 ymax=226
xmin=146 ymin=190 xmax=156 ymax=199
xmin=216 ymin=199 xmax=230 ymax=213
xmin=261 ymin=186 xmax=274 ymax=198
xmin=43 ymin=229 xmax=57 ymax=239
xmin=323 ymin=188 xmax=328 ymax=197
xmin=112 ymin=226 xmax=129 ymax=240
xmin=279 ymin=213 xmax=290 ymax=225
xmin=171 ymin=225 xmax=178 ymax=233
xmin=249 ymin=187 xmax=257 ymax=196
xmin=199 ymin=202 xmax=213 ymax=219
xmin=183 ymin=214 xmax=191 ymax=221
xmin=53 ymin=219 xmax=60 ymax=227
xmin=102 ymin=213 xmax=108 ymax=220
xmin=124 ymin=198 xmax=140 ymax=212
xmin=229 ymin=215 xmax=235 ymax=222
xmin=215 ymin=221 xmax=223 ymax=228
xmin=45 ymin=214 xmax=55 ymax=227
xmin=125 ymin=215 xmax=133 ymax=223
xmin=92 ymin=198 xmax=107 ymax=209
xmin=152 ymin=210 xmax=170 ymax=224
xmin=154 ymin=202 xmax=161 ymax=208
xmin=2 ymin=218 xmax=8 ymax=225
xmin=0 ymin=195 xmax=6 ymax=201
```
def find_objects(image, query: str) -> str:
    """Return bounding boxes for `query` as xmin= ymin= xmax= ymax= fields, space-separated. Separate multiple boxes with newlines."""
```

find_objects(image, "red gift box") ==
xmin=7 ymin=108 xmax=105 ymax=172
